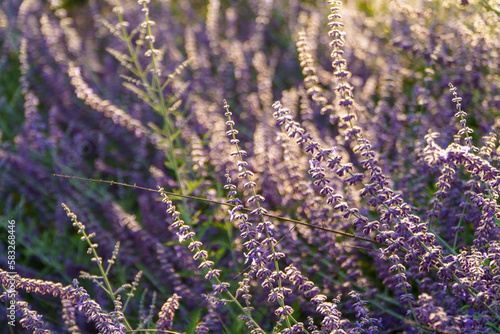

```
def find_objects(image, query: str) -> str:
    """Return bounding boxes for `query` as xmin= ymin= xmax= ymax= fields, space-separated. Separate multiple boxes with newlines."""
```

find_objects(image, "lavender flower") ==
xmin=156 ymin=293 xmax=181 ymax=331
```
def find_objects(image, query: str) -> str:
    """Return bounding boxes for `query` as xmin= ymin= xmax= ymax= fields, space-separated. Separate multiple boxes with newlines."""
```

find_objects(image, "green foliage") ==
xmin=0 ymin=46 xmax=23 ymax=143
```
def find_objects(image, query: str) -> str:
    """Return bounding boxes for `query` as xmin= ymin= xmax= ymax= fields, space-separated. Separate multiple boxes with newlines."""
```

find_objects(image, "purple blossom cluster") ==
xmin=1 ymin=0 xmax=500 ymax=332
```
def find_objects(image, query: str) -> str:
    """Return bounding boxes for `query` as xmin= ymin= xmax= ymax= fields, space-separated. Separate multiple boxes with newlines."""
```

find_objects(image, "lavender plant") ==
xmin=1 ymin=0 xmax=500 ymax=333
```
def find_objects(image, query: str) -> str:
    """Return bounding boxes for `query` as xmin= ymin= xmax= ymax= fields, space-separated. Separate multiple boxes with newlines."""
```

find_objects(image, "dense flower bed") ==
xmin=1 ymin=0 xmax=499 ymax=332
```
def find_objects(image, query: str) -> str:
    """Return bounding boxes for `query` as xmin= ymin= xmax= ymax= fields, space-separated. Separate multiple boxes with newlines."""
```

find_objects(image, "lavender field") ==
xmin=1 ymin=0 xmax=500 ymax=333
